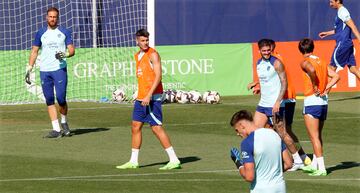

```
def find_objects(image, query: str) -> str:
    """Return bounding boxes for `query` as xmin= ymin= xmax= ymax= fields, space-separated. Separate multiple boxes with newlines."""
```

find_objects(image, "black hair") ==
xmin=230 ymin=110 xmax=253 ymax=127
xmin=298 ymin=38 xmax=314 ymax=54
xmin=257 ymin=38 xmax=272 ymax=49
xmin=268 ymin=39 xmax=276 ymax=50
xmin=136 ymin=29 xmax=150 ymax=37
xmin=336 ymin=0 xmax=343 ymax=4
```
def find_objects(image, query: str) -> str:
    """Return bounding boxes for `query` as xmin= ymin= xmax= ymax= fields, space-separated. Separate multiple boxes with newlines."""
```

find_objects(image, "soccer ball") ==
xmin=188 ymin=90 xmax=202 ymax=103
xmin=205 ymin=91 xmax=220 ymax=104
xmin=163 ymin=89 xmax=176 ymax=103
xmin=202 ymin=91 xmax=211 ymax=103
xmin=112 ymin=88 xmax=126 ymax=102
xmin=176 ymin=90 xmax=190 ymax=104
xmin=132 ymin=90 xmax=138 ymax=102
xmin=175 ymin=90 xmax=184 ymax=102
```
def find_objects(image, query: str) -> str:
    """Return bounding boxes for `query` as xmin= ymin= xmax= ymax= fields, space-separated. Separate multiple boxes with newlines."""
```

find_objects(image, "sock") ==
xmin=300 ymin=154 xmax=308 ymax=161
xmin=317 ymin=156 xmax=326 ymax=171
xmin=51 ymin=119 xmax=61 ymax=132
xmin=165 ymin=146 xmax=180 ymax=163
xmin=60 ymin=114 xmax=67 ymax=124
xmin=292 ymin=151 xmax=303 ymax=164
xmin=311 ymin=154 xmax=318 ymax=169
xmin=129 ymin=148 xmax=139 ymax=164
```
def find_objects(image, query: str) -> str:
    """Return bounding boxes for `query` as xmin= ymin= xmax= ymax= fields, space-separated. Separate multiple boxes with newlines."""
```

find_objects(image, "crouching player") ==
xmin=230 ymin=110 xmax=292 ymax=193
xmin=298 ymin=38 xmax=339 ymax=176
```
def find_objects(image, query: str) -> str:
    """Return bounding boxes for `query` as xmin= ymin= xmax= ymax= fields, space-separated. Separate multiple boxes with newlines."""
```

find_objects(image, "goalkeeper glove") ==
xmin=25 ymin=65 xmax=33 ymax=85
xmin=55 ymin=51 xmax=67 ymax=60
xmin=230 ymin=147 xmax=243 ymax=169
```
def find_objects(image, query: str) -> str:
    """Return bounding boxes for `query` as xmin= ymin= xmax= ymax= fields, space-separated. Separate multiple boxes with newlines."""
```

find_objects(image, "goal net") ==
xmin=0 ymin=0 xmax=149 ymax=104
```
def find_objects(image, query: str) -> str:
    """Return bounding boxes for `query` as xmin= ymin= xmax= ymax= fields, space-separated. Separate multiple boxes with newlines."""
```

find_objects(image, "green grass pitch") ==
xmin=0 ymin=92 xmax=359 ymax=193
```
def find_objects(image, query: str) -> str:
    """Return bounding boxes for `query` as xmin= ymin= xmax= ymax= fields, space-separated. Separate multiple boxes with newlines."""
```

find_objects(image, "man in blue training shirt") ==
xmin=26 ymin=7 xmax=75 ymax=138
xmin=230 ymin=110 xmax=293 ymax=193
xmin=319 ymin=0 xmax=360 ymax=80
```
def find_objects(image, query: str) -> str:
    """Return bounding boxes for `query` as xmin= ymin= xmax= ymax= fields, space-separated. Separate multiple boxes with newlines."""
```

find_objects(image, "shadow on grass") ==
xmin=329 ymin=96 xmax=360 ymax=101
xmin=140 ymin=156 xmax=201 ymax=168
xmin=71 ymin=128 xmax=110 ymax=135
xmin=327 ymin=161 xmax=360 ymax=174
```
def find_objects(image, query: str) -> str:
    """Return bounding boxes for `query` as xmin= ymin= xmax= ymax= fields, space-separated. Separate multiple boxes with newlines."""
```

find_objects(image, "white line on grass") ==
xmin=0 ymin=169 xmax=359 ymax=182
xmin=1 ymin=117 xmax=359 ymax=134
xmin=0 ymin=169 xmax=234 ymax=182
xmin=2 ymin=178 xmax=360 ymax=182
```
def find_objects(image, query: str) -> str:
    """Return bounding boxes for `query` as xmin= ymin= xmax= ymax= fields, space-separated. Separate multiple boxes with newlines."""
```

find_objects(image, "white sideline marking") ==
xmin=1 ymin=178 xmax=359 ymax=182
xmin=0 ymin=169 xmax=234 ymax=182
xmin=1 ymin=117 xmax=359 ymax=134
xmin=0 ymin=169 xmax=359 ymax=182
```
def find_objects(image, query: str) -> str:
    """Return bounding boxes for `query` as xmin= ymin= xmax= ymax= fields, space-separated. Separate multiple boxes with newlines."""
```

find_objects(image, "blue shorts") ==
xmin=40 ymin=68 xmax=68 ymax=106
xmin=132 ymin=100 xmax=163 ymax=126
xmin=330 ymin=44 xmax=356 ymax=68
xmin=303 ymin=105 xmax=328 ymax=121
xmin=256 ymin=102 xmax=295 ymax=125
xmin=256 ymin=106 xmax=276 ymax=126
xmin=256 ymin=106 xmax=273 ymax=117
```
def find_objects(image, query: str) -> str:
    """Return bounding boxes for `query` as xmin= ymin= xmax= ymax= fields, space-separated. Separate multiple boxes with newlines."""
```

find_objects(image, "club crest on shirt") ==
xmin=136 ymin=68 xmax=143 ymax=77
xmin=267 ymin=66 xmax=271 ymax=71
xmin=57 ymin=33 xmax=62 ymax=38
xmin=241 ymin=151 xmax=249 ymax=159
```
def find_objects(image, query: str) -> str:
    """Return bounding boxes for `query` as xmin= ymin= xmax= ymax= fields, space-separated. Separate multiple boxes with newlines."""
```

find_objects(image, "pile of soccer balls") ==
xmin=111 ymin=88 xmax=220 ymax=104
xmin=162 ymin=89 xmax=220 ymax=104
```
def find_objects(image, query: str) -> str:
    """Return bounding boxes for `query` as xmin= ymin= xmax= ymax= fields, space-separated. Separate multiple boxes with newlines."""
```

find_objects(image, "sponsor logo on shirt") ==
xmin=241 ymin=151 xmax=249 ymax=159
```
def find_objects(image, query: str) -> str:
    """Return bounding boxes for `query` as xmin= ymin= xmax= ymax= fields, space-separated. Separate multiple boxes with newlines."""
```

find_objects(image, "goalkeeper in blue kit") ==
xmin=230 ymin=110 xmax=293 ymax=193
xmin=26 ymin=7 xmax=75 ymax=138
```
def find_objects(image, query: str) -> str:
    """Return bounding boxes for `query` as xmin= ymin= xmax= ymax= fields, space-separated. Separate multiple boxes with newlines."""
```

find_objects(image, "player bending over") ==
xmin=230 ymin=110 xmax=292 ymax=193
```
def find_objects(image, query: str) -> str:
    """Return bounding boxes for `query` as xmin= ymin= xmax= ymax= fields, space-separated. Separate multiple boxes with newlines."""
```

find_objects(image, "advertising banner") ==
xmin=0 ymin=43 xmax=253 ymax=103
xmin=157 ymin=43 xmax=253 ymax=96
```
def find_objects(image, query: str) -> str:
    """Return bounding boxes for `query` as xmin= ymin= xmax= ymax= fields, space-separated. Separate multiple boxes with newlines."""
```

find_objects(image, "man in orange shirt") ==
xmin=298 ymin=38 xmax=339 ymax=176
xmin=116 ymin=29 xmax=181 ymax=170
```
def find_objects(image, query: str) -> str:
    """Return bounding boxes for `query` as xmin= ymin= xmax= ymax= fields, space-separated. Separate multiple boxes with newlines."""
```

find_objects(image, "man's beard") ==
xmin=48 ymin=21 xmax=57 ymax=28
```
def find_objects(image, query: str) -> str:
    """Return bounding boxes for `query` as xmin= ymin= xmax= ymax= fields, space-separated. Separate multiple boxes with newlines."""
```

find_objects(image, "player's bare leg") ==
xmin=303 ymin=115 xmax=327 ymax=176
xmin=253 ymin=111 xmax=268 ymax=128
xmin=116 ymin=121 xmax=143 ymax=169
xmin=151 ymin=125 xmax=181 ymax=170
xmin=349 ymin=66 xmax=360 ymax=81
xmin=273 ymin=114 xmax=304 ymax=171
xmin=44 ymin=104 xmax=62 ymax=138
xmin=273 ymin=120 xmax=297 ymax=153
xmin=131 ymin=121 xmax=144 ymax=149
xmin=151 ymin=125 xmax=171 ymax=148
xmin=48 ymin=105 xmax=58 ymax=121
xmin=286 ymin=124 xmax=310 ymax=164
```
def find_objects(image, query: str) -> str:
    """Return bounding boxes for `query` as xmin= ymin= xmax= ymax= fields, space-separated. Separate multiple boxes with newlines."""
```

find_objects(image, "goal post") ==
xmin=0 ymin=0 xmax=153 ymax=104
